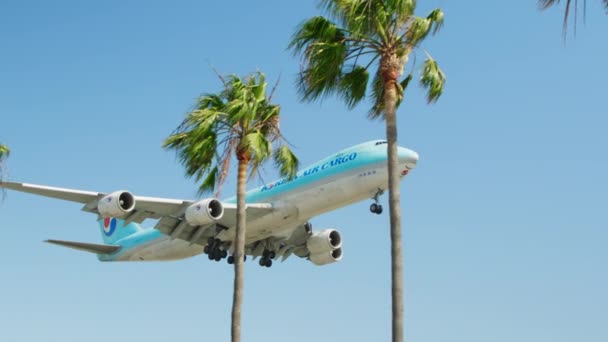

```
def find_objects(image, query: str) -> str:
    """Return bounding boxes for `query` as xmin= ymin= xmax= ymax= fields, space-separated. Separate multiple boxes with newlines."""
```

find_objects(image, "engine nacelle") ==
xmin=309 ymin=248 xmax=343 ymax=266
xmin=185 ymin=198 xmax=224 ymax=226
xmin=98 ymin=191 xmax=136 ymax=218
xmin=306 ymin=229 xmax=342 ymax=255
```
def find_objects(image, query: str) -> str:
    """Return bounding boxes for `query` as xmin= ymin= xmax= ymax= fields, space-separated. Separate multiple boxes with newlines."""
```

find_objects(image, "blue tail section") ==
xmin=98 ymin=217 xmax=143 ymax=244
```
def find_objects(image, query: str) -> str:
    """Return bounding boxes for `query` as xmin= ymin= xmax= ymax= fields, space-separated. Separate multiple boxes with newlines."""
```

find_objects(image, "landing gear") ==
xmin=258 ymin=249 xmax=275 ymax=268
xmin=259 ymin=257 xmax=272 ymax=268
xmin=370 ymin=189 xmax=384 ymax=215
xmin=204 ymin=238 xmax=229 ymax=263
xmin=370 ymin=203 xmax=383 ymax=215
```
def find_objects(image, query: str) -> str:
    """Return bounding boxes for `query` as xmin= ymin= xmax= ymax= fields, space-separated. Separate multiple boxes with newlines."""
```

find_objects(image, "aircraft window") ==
xmin=375 ymin=141 xmax=387 ymax=145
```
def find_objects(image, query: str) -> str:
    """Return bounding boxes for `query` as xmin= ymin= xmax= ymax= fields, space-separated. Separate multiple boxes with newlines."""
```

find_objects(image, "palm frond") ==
xmin=296 ymin=40 xmax=347 ymax=101
xmin=537 ymin=0 xmax=608 ymax=36
xmin=273 ymin=145 xmax=300 ymax=180
xmin=397 ymin=73 xmax=413 ymax=107
xmin=199 ymin=166 xmax=219 ymax=195
xmin=539 ymin=0 xmax=561 ymax=9
xmin=289 ymin=16 xmax=344 ymax=54
xmin=386 ymin=0 xmax=416 ymax=20
xmin=165 ymin=72 xmax=298 ymax=197
xmin=420 ymin=57 xmax=446 ymax=103
xmin=368 ymin=68 xmax=385 ymax=119
xmin=242 ymin=131 xmax=272 ymax=164
xmin=0 ymin=144 xmax=9 ymax=186
xmin=405 ymin=16 xmax=431 ymax=46
xmin=0 ymin=145 xmax=10 ymax=160
xmin=426 ymin=8 xmax=444 ymax=35
xmin=291 ymin=0 xmax=445 ymax=119
xmin=339 ymin=65 xmax=369 ymax=109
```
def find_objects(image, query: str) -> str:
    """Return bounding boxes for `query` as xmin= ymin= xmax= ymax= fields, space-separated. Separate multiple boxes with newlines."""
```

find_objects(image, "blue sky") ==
xmin=1 ymin=1 xmax=607 ymax=341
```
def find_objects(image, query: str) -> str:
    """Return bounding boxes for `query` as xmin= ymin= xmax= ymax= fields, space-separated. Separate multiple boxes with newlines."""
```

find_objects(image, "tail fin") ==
xmin=98 ymin=217 xmax=143 ymax=244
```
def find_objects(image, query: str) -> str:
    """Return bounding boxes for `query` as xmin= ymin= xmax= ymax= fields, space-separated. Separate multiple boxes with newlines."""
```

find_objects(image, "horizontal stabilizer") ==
xmin=45 ymin=239 xmax=121 ymax=254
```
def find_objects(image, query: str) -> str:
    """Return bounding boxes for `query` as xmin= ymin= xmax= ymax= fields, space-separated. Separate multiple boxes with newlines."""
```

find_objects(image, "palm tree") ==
xmin=539 ymin=0 xmax=608 ymax=35
xmin=163 ymin=72 xmax=298 ymax=342
xmin=288 ymin=1 xmax=445 ymax=341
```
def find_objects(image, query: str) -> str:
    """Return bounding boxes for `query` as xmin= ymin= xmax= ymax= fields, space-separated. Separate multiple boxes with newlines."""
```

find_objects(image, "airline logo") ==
xmin=261 ymin=152 xmax=358 ymax=192
xmin=103 ymin=217 xmax=117 ymax=236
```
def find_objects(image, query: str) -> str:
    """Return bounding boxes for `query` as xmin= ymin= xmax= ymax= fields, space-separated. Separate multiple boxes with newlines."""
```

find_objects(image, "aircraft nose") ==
xmin=398 ymin=147 xmax=419 ymax=169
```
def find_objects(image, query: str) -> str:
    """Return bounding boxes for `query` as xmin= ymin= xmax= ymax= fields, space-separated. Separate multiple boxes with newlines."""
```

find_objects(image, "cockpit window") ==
xmin=375 ymin=141 xmax=387 ymax=145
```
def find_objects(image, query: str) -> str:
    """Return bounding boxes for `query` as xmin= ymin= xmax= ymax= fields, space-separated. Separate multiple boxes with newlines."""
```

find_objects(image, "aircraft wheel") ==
xmin=208 ymin=252 xmax=214 ymax=260
xmin=259 ymin=258 xmax=266 ymax=267
xmin=227 ymin=256 xmax=234 ymax=264
xmin=370 ymin=203 xmax=378 ymax=213
xmin=203 ymin=245 xmax=209 ymax=254
xmin=268 ymin=251 xmax=276 ymax=260
xmin=265 ymin=259 xmax=272 ymax=268
xmin=376 ymin=205 xmax=383 ymax=215
xmin=221 ymin=250 xmax=228 ymax=258
xmin=207 ymin=237 xmax=215 ymax=246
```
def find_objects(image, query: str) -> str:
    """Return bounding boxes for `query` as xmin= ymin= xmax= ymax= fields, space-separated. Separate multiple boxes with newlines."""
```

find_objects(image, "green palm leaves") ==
xmin=163 ymin=72 xmax=298 ymax=195
xmin=0 ymin=144 xmax=9 ymax=190
xmin=539 ymin=0 xmax=608 ymax=35
xmin=0 ymin=144 xmax=9 ymax=161
xmin=289 ymin=0 xmax=446 ymax=117
xmin=420 ymin=57 xmax=446 ymax=103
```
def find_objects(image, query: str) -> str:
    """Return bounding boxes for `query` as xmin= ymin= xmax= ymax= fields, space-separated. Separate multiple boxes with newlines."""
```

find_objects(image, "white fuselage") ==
xmin=113 ymin=142 xmax=417 ymax=262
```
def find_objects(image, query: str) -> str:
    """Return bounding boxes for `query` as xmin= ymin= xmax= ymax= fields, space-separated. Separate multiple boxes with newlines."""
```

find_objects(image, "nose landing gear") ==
xmin=370 ymin=203 xmax=383 ymax=214
xmin=370 ymin=189 xmax=384 ymax=215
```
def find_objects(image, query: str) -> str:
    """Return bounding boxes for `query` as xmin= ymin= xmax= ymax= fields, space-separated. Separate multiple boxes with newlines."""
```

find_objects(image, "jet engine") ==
xmin=97 ymin=191 xmax=136 ymax=218
xmin=309 ymin=247 xmax=343 ymax=266
xmin=185 ymin=198 xmax=224 ymax=226
xmin=307 ymin=229 xmax=343 ymax=266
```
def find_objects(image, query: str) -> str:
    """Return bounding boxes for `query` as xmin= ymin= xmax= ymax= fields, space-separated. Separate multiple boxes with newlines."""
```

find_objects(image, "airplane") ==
xmin=0 ymin=140 xmax=419 ymax=268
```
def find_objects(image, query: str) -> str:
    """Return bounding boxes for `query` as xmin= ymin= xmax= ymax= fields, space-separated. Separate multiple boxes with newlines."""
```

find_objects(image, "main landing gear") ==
xmin=258 ymin=249 xmax=275 ymax=268
xmin=204 ymin=237 xmax=248 ymax=264
xmin=204 ymin=237 xmax=227 ymax=262
xmin=205 ymin=237 xmax=246 ymax=265
xmin=370 ymin=189 xmax=384 ymax=215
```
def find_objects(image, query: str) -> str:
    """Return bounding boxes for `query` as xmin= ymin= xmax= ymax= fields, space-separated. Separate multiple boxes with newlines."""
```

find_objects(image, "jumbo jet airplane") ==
xmin=0 ymin=140 xmax=418 ymax=268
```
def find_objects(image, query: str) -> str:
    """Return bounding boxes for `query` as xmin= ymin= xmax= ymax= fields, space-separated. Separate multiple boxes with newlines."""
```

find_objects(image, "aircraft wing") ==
xmin=0 ymin=181 xmax=274 ymax=245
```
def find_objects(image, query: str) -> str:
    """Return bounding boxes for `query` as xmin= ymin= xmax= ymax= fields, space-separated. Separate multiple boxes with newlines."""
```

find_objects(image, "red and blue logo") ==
xmin=102 ymin=217 xmax=117 ymax=236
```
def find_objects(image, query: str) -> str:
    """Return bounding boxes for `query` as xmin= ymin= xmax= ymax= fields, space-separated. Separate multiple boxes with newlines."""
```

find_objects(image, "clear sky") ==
xmin=1 ymin=1 xmax=607 ymax=341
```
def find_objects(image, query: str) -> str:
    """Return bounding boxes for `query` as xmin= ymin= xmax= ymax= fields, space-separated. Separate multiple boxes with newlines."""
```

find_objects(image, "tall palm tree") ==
xmin=288 ymin=1 xmax=445 ymax=341
xmin=163 ymin=72 xmax=298 ymax=342
xmin=539 ymin=0 xmax=608 ymax=35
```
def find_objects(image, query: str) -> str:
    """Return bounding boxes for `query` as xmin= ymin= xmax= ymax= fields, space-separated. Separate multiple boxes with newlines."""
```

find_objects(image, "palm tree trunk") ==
xmin=231 ymin=157 xmax=248 ymax=342
xmin=382 ymin=57 xmax=404 ymax=342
